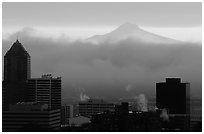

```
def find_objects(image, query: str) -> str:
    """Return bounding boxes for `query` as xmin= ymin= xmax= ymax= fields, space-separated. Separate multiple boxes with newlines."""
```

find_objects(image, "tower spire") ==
xmin=16 ymin=32 xmax=20 ymax=42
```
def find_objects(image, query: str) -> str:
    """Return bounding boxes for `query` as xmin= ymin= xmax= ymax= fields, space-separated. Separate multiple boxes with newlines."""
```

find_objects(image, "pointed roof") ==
xmin=6 ymin=40 xmax=30 ymax=56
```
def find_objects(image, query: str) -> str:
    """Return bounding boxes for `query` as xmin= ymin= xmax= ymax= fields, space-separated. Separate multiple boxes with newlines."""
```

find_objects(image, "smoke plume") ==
xmin=160 ymin=108 xmax=169 ymax=121
xmin=134 ymin=94 xmax=148 ymax=112
xmin=125 ymin=84 xmax=132 ymax=92
xmin=79 ymin=88 xmax=90 ymax=101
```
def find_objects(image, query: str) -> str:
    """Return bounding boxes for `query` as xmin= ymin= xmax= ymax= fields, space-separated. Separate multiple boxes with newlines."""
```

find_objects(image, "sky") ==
xmin=2 ymin=2 xmax=202 ymax=42
xmin=2 ymin=2 xmax=202 ymax=103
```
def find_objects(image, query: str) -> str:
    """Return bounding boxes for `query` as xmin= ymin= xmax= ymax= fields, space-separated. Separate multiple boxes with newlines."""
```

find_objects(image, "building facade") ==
xmin=27 ymin=74 xmax=61 ymax=110
xmin=79 ymin=99 xmax=114 ymax=117
xmin=2 ymin=102 xmax=61 ymax=132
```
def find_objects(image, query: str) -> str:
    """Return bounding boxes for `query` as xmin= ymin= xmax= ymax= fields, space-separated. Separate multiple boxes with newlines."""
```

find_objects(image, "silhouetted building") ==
xmin=27 ymin=74 xmax=61 ymax=110
xmin=91 ymin=110 xmax=162 ymax=132
xmin=3 ymin=40 xmax=31 ymax=110
xmin=156 ymin=78 xmax=190 ymax=114
xmin=2 ymin=102 xmax=61 ymax=132
xmin=115 ymin=102 xmax=129 ymax=115
xmin=79 ymin=99 xmax=114 ymax=117
xmin=4 ymin=40 xmax=31 ymax=81
xmin=168 ymin=114 xmax=190 ymax=132
xmin=156 ymin=78 xmax=191 ymax=131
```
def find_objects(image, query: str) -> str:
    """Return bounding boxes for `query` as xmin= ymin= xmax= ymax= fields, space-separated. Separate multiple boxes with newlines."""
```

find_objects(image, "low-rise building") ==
xmin=2 ymin=102 xmax=61 ymax=132
xmin=79 ymin=99 xmax=114 ymax=117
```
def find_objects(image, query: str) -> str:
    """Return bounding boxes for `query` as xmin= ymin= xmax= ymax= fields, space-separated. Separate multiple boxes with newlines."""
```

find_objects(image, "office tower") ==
xmin=79 ymin=99 xmax=114 ymax=117
xmin=3 ymin=40 xmax=31 ymax=110
xmin=156 ymin=78 xmax=190 ymax=114
xmin=156 ymin=78 xmax=191 ymax=131
xmin=2 ymin=102 xmax=61 ymax=132
xmin=27 ymin=74 xmax=61 ymax=110
xmin=4 ymin=40 xmax=31 ymax=81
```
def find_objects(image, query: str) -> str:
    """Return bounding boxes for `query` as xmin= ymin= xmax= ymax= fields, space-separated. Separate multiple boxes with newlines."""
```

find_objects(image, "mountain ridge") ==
xmin=86 ymin=23 xmax=182 ymax=45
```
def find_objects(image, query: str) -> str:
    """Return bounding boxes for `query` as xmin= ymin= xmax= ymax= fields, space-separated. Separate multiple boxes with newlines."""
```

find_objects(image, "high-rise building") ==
xmin=27 ymin=74 xmax=61 ymax=110
xmin=2 ymin=102 xmax=61 ymax=132
xmin=4 ymin=40 xmax=31 ymax=81
xmin=156 ymin=78 xmax=190 ymax=114
xmin=3 ymin=40 xmax=31 ymax=110
xmin=156 ymin=78 xmax=191 ymax=131
xmin=2 ymin=40 xmax=62 ymax=132
xmin=79 ymin=99 xmax=114 ymax=117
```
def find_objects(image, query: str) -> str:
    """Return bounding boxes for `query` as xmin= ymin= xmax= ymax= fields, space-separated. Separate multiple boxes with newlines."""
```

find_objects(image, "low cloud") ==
xmin=2 ymin=27 xmax=202 ymax=102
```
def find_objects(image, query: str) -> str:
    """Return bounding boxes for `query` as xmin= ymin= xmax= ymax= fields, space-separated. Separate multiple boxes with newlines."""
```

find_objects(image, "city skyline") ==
xmin=2 ymin=37 xmax=202 ymax=132
xmin=2 ymin=2 xmax=202 ymax=132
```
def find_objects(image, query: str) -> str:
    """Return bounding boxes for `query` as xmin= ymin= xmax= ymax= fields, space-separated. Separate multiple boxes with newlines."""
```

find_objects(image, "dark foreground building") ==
xmin=90 ymin=102 xmax=162 ymax=132
xmin=3 ymin=40 xmax=31 ymax=110
xmin=2 ymin=40 xmax=62 ymax=132
xmin=156 ymin=78 xmax=191 ymax=131
xmin=2 ymin=102 xmax=61 ymax=132
xmin=156 ymin=78 xmax=190 ymax=114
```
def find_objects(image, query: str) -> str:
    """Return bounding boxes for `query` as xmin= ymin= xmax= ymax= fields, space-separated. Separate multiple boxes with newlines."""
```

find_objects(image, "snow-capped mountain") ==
xmin=86 ymin=22 xmax=181 ymax=45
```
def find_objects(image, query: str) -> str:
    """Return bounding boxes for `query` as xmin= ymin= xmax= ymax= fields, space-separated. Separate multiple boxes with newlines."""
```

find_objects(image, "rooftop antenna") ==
xmin=16 ymin=32 xmax=20 ymax=41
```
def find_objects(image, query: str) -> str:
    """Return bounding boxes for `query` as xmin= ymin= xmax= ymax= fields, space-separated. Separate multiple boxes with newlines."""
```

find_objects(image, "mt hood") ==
xmin=86 ymin=22 xmax=181 ymax=45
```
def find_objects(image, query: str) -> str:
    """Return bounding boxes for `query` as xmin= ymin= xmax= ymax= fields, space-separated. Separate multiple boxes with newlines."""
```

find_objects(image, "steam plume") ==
xmin=79 ymin=88 xmax=90 ymax=101
xmin=125 ymin=84 xmax=132 ymax=92
xmin=160 ymin=108 xmax=169 ymax=121
xmin=134 ymin=94 xmax=148 ymax=112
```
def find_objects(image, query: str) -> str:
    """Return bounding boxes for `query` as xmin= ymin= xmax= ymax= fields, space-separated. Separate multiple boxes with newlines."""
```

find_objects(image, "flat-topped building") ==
xmin=2 ymin=102 xmax=61 ymax=132
xmin=156 ymin=78 xmax=190 ymax=114
xmin=27 ymin=74 xmax=61 ymax=110
xmin=79 ymin=99 xmax=114 ymax=117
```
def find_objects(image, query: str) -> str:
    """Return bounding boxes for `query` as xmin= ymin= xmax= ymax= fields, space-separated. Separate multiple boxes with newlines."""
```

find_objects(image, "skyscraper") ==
xmin=156 ymin=78 xmax=190 ymax=114
xmin=3 ymin=40 xmax=31 ymax=110
xmin=4 ymin=40 xmax=30 ymax=81
xmin=27 ymin=74 xmax=61 ymax=110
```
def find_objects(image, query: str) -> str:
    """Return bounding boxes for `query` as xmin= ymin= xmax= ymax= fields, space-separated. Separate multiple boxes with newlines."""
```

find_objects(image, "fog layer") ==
xmin=2 ymin=28 xmax=202 ymax=103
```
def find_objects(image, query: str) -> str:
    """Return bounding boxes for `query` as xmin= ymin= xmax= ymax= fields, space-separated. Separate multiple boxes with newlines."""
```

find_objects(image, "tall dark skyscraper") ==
xmin=156 ymin=78 xmax=190 ymax=114
xmin=4 ymin=40 xmax=30 ymax=81
xmin=3 ymin=40 xmax=31 ymax=110
xmin=2 ymin=41 xmax=62 ymax=131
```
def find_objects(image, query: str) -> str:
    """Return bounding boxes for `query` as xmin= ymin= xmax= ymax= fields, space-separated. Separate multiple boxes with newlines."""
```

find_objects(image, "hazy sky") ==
xmin=2 ymin=2 xmax=202 ymax=102
xmin=3 ymin=2 xmax=202 ymax=42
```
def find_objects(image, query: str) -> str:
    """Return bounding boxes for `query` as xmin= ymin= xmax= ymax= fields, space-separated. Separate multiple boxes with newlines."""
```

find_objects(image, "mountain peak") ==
xmin=87 ymin=22 xmax=181 ymax=45
xmin=119 ymin=22 xmax=139 ymax=29
xmin=112 ymin=22 xmax=142 ymax=35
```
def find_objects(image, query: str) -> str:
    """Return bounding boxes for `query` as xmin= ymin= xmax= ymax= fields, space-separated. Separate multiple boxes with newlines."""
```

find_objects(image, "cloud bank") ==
xmin=2 ymin=27 xmax=202 ymax=103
